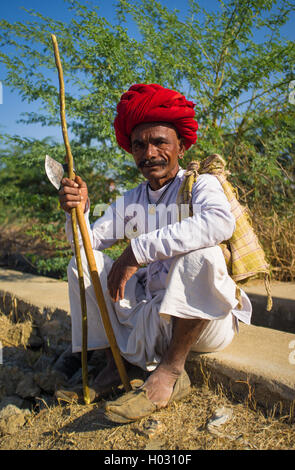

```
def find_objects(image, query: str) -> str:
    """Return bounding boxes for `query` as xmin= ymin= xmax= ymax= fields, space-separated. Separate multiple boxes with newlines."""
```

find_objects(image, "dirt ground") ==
xmin=0 ymin=313 xmax=294 ymax=451
xmin=0 ymin=223 xmax=53 ymax=275
xmin=2 ymin=388 xmax=295 ymax=451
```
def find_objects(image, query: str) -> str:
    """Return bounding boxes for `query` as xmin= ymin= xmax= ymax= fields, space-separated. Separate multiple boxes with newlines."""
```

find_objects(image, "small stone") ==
xmin=0 ymin=404 xmax=30 ymax=436
xmin=33 ymin=354 xmax=56 ymax=372
xmin=0 ymin=366 xmax=25 ymax=398
xmin=52 ymin=346 xmax=81 ymax=380
xmin=40 ymin=320 xmax=70 ymax=350
xmin=0 ymin=404 xmax=31 ymax=419
xmin=207 ymin=406 xmax=233 ymax=430
xmin=0 ymin=395 xmax=25 ymax=411
xmin=34 ymin=370 xmax=66 ymax=394
xmin=142 ymin=419 xmax=166 ymax=439
xmin=16 ymin=374 xmax=41 ymax=398
xmin=28 ymin=328 xmax=43 ymax=349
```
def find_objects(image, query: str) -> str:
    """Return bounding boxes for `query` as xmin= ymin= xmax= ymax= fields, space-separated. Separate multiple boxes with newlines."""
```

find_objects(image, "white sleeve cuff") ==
xmin=131 ymin=237 xmax=148 ymax=265
xmin=65 ymin=205 xmax=92 ymax=248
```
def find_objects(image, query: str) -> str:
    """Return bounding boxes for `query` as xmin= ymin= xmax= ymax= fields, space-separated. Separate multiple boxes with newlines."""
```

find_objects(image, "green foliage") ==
xmin=26 ymin=253 xmax=71 ymax=280
xmin=0 ymin=0 xmax=294 ymax=279
xmin=0 ymin=138 xmax=123 ymax=279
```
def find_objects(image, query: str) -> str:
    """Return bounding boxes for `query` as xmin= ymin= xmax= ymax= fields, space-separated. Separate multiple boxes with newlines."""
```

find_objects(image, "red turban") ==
xmin=114 ymin=84 xmax=198 ymax=153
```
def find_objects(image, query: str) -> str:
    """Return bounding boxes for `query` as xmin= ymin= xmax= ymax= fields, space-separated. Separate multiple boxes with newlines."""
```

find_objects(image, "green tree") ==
xmin=0 ymin=0 xmax=294 ymax=279
xmin=0 ymin=137 xmax=124 ymax=277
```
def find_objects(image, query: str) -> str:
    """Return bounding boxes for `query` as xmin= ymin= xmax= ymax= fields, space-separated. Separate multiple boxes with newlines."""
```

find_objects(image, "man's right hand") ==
xmin=59 ymin=175 xmax=89 ymax=214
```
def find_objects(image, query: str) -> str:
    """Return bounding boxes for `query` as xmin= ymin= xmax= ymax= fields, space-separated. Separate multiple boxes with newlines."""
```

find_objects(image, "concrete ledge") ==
xmin=244 ymin=280 xmax=295 ymax=334
xmin=187 ymin=323 xmax=295 ymax=414
xmin=0 ymin=269 xmax=71 ymax=355
xmin=0 ymin=268 xmax=70 ymax=315
xmin=1 ymin=268 xmax=295 ymax=415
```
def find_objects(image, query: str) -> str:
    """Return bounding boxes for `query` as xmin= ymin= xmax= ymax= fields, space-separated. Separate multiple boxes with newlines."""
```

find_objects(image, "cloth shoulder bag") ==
xmin=176 ymin=154 xmax=272 ymax=311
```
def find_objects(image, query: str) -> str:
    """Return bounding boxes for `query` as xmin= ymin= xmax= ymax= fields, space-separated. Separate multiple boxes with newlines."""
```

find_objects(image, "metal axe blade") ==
xmin=45 ymin=154 xmax=64 ymax=190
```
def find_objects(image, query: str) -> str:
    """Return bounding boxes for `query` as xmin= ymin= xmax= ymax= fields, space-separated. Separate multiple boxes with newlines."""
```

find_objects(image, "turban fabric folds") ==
xmin=114 ymin=84 xmax=198 ymax=153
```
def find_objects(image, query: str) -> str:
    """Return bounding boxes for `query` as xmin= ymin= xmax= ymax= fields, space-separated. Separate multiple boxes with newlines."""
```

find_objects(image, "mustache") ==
xmin=138 ymin=159 xmax=168 ymax=169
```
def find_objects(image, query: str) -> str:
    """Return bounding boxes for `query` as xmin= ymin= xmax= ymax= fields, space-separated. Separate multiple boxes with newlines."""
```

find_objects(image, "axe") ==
xmin=46 ymin=35 xmax=131 ymax=402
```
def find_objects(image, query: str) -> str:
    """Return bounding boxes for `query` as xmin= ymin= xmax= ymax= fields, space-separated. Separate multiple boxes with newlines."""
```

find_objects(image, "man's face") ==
xmin=130 ymin=122 xmax=185 ymax=190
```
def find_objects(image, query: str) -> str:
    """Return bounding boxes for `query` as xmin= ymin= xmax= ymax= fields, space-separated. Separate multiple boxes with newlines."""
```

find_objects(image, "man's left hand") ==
xmin=107 ymin=244 xmax=140 ymax=302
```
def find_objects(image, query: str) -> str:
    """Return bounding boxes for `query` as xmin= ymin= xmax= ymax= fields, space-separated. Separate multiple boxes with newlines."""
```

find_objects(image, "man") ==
xmin=58 ymin=84 xmax=252 ymax=423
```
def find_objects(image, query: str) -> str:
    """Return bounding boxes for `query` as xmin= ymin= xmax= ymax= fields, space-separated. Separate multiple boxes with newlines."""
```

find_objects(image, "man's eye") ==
xmin=156 ymin=140 xmax=167 ymax=146
xmin=132 ymin=142 xmax=143 ymax=150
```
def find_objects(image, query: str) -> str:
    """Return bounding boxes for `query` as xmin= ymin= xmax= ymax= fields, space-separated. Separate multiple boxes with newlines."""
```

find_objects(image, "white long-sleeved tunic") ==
xmin=66 ymin=167 xmax=252 ymax=325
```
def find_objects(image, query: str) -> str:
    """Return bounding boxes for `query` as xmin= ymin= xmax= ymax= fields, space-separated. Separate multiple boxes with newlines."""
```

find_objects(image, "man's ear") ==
xmin=178 ymin=138 xmax=185 ymax=159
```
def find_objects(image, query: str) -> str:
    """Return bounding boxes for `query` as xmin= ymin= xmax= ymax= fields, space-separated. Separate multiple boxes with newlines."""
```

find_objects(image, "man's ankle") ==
xmin=155 ymin=361 xmax=184 ymax=378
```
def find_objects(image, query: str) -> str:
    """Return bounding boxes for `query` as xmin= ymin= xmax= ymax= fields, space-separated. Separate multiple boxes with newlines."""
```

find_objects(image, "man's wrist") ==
xmin=125 ymin=243 xmax=140 ymax=267
xmin=130 ymin=237 xmax=147 ymax=266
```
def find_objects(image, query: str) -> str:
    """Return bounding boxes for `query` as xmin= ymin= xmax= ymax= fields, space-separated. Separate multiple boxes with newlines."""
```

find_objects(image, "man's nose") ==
xmin=144 ymin=142 xmax=157 ymax=159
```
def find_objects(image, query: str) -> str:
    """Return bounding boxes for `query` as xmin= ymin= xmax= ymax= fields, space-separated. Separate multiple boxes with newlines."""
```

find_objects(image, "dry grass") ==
xmin=0 ymin=312 xmax=294 ymax=451
xmin=0 ymin=383 xmax=295 ymax=450
xmin=0 ymin=313 xmax=33 ymax=349
xmin=252 ymin=207 xmax=295 ymax=282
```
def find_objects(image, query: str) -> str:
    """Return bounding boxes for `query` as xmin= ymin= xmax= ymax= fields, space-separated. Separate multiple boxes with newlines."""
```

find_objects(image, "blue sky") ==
xmin=0 ymin=0 xmax=197 ymax=143
xmin=0 ymin=0 xmax=294 ymax=144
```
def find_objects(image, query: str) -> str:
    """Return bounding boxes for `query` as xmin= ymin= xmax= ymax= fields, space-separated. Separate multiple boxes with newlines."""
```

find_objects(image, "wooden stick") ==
xmin=75 ymin=205 xmax=131 ymax=392
xmin=51 ymin=34 xmax=131 ymax=394
xmin=70 ymin=209 xmax=90 ymax=403
xmin=51 ymin=34 xmax=90 ymax=405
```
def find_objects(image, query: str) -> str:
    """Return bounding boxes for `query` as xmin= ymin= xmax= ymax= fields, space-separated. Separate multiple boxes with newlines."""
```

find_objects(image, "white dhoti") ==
xmin=68 ymin=246 xmax=251 ymax=371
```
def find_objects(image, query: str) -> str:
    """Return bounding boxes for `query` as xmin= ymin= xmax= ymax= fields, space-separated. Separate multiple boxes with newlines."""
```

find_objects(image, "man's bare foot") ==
xmin=141 ymin=318 xmax=208 ymax=408
xmin=142 ymin=364 xmax=182 ymax=408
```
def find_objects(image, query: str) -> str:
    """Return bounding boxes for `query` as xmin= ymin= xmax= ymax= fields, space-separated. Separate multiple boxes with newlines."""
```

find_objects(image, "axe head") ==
xmin=45 ymin=154 xmax=64 ymax=190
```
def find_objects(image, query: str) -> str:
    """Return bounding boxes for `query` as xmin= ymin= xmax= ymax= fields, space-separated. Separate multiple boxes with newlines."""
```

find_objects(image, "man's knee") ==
xmin=184 ymin=245 xmax=223 ymax=262
xmin=181 ymin=246 xmax=228 ymax=275
xmin=191 ymin=314 xmax=236 ymax=353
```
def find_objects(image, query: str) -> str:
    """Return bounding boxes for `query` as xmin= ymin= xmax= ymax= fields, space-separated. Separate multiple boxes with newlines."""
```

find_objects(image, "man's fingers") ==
xmin=107 ymin=253 xmax=138 ymax=302
xmin=60 ymin=200 xmax=81 ymax=210
xmin=108 ymin=286 xmax=118 ymax=302
xmin=107 ymin=272 xmax=117 ymax=301
xmin=108 ymin=281 xmax=126 ymax=303
xmin=107 ymin=266 xmax=123 ymax=302
xmin=119 ymin=284 xmax=125 ymax=301
xmin=61 ymin=176 xmax=87 ymax=191
xmin=75 ymin=175 xmax=87 ymax=188
xmin=59 ymin=186 xmax=81 ymax=196
xmin=59 ymin=176 xmax=88 ymax=215
xmin=61 ymin=177 xmax=79 ymax=188
xmin=59 ymin=192 xmax=82 ymax=203
xmin=110 ymin=285 xmax=124 ymax=303
xmin=113 ymin=291 xmax=119 ymax=303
